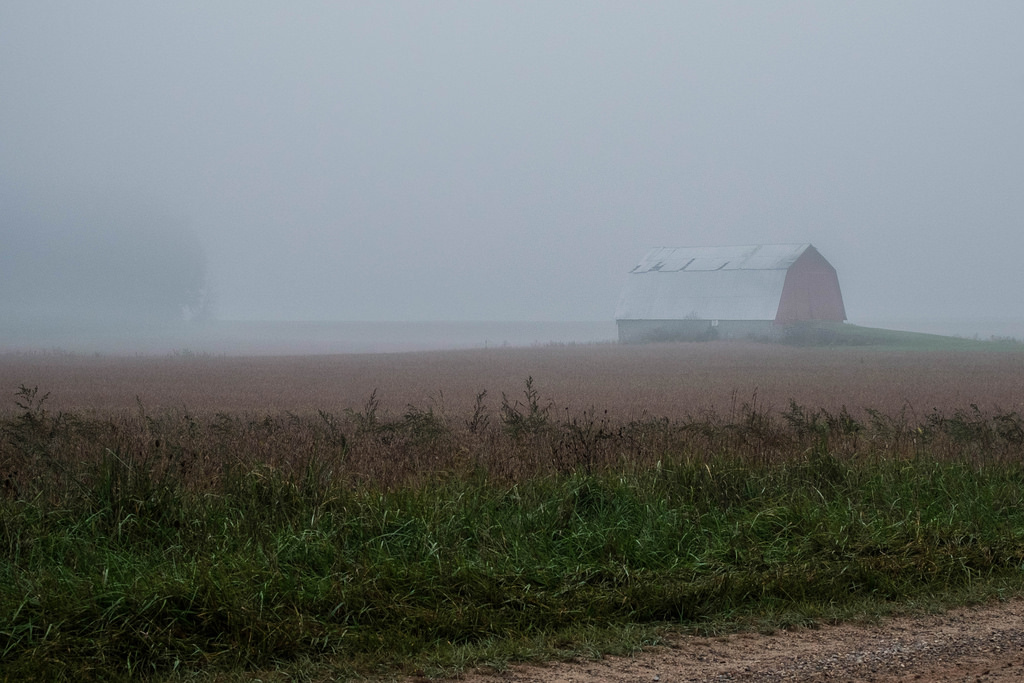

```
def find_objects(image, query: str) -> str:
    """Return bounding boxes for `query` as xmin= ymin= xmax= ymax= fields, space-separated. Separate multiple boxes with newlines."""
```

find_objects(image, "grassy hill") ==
xmin=781 ymin=321 xmax=1024 ymax=351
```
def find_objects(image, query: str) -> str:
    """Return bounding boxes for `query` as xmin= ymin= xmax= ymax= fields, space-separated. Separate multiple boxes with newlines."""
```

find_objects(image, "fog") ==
xmin=2 ymin=2 xmax=1022 ymax=342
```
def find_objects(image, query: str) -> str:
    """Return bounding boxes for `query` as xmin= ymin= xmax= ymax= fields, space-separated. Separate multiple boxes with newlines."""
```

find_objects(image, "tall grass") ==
xmin=3 ymin=382 xmax=1024 ymax=680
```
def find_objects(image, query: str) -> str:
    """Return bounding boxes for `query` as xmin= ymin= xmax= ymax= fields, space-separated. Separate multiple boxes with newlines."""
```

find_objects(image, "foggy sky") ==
xmin=2 ymin=2 xmax=1022 ymax=323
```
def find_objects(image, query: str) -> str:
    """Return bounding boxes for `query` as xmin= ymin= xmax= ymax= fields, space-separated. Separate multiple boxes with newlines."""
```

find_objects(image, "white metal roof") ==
xmin=615 ymin=244 xmax=811 ymax=321
xmin=629 ymin=244 xmax=810 ymax=273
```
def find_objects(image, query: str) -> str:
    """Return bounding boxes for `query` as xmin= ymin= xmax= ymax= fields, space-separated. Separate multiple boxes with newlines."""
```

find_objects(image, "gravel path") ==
xmin=459 ymin=600 xmax=1024 ymax=682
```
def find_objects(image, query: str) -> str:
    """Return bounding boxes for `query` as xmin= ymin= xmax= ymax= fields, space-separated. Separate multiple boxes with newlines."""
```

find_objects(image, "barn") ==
xmin=615 ymin=244 xmax=846 ymax=343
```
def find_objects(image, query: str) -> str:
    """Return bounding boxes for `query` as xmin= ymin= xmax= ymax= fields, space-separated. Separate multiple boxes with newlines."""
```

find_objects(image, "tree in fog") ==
xmin=0 ymin=189 xmax=213 ymax=324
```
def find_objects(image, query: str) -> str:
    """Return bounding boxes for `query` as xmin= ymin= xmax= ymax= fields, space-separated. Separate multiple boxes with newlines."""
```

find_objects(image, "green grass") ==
xmin=3 ymin=387 xmax=1024 ymax=680
xmin=782 ymin=321 xmax=1024 ymax=350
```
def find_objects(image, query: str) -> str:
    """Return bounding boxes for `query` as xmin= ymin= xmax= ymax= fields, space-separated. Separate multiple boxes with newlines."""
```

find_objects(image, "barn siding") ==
xmin=774 ymin=247 xmax=847 ymax=323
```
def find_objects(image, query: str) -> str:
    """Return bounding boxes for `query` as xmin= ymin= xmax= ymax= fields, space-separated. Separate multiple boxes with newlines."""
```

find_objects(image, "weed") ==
xmin=346 ymin=388 xmax=382 ymax=434
xmin=465 ymin=389 xmax=490 ymax=435
xmin=556 ymin=408 xmax=615 ymax=473
xmin=401 ymin=403 xmax=450 ymax=445
xmin=500 ymin=376 xmax=552 ymax=438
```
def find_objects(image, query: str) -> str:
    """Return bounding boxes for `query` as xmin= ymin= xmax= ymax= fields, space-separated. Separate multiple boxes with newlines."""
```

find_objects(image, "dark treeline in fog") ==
xmin=0 ymin=189 xmax=211 ymax=326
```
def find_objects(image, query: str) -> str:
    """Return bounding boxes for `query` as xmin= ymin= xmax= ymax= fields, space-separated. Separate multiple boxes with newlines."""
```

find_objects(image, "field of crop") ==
xmin=2 ymin=341 xmax=1024 ymax=681
xmin=2 ymin=341 xmax=1023 ymax=418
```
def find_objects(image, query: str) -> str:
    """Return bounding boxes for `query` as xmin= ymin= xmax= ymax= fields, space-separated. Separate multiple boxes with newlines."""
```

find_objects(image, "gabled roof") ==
xmin=615 ymin=244 xmax=815 ymax=321
xmin=629 ymin=244 xmax=811 ymax=273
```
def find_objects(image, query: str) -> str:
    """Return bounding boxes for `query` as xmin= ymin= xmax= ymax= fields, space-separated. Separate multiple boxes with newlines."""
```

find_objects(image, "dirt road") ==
xmin=461 ymin=600 xmax=1024 ymax=682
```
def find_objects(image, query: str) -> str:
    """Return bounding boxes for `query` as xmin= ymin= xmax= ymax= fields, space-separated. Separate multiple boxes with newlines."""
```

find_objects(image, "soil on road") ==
xmin=459 ymin=599 xmax=1024 ymax=682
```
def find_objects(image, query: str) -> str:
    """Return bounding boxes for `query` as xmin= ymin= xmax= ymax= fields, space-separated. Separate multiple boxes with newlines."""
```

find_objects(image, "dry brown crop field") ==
xmin=2 ymin=341 xmax=1022 ymax=419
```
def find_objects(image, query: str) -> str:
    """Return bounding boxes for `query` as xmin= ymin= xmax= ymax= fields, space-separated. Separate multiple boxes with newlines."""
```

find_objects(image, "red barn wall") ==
xmin=774 ymin=247 xmax=847 ymax=324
